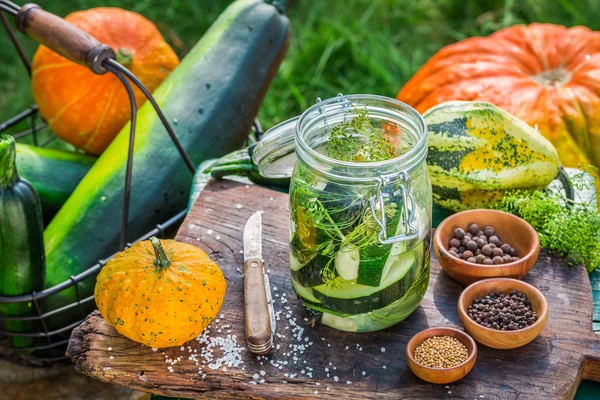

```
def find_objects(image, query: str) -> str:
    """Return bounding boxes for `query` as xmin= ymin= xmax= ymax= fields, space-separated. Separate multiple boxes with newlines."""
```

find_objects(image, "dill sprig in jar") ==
xmin=253 ymin=94 xmax=432 ymax=332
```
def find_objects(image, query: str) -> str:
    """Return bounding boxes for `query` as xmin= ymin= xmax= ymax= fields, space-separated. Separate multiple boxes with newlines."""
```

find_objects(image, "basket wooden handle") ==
xmin=16 ymin=3 xmax=116 ymax=74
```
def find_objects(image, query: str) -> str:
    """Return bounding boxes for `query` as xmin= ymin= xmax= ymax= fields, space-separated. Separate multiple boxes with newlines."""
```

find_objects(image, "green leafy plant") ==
xmin=493 ymin=167 xmax=600 ymax=272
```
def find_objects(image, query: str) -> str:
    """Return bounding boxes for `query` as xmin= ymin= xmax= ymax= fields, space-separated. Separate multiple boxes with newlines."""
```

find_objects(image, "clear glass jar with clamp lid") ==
xmin=253 ymin=94 xmax=432 ymax=332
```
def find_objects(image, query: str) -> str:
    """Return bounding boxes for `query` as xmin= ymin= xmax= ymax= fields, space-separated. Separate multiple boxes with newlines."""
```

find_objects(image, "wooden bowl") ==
xmin=405 ymin=327 xmax=477 ymax=384
xmin=434 ymin=209 xmax=540 ymax=286
xmin=458 ymin=278 xmax=549 ymax=349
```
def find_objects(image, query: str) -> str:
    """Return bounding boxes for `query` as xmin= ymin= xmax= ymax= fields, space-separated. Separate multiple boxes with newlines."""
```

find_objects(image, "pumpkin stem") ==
xmin=0 ymin=134 xmax=18 ymax=189
xmin=150 ymin=237 xmax=171 ymax=268
xmin=116 ymin=48 xmax=134 ymax=66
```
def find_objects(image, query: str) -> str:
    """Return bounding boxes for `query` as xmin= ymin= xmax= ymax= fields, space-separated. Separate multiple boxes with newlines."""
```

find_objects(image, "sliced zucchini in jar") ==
xmin=290 ymin=253 xmax=333 ymax=287
xmin=334 ymin=245 xmax=360 ymax=281
xmin=322 ymin=312 xmax=359 ymax=332
xmin=357 ymin=198 xmax=402 ymax=287
xmin=291 ymin=277 xmax=322 ymax=304
xmin=312 ymin=250 xmax=416 ymax=314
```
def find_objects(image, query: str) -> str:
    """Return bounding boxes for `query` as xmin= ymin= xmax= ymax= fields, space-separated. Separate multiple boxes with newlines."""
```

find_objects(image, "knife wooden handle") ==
xmin=243 ymin=257 xmax=272 ymax=354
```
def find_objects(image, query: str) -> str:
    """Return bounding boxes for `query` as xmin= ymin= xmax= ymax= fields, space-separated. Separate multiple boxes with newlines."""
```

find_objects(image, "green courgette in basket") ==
xmin=0 ymin=135 xmax=45 ymax=349
xmin=43 ymin=0 xmax=290 ymax=328
xmin=16 ymin=143 xmax=95 ymax=217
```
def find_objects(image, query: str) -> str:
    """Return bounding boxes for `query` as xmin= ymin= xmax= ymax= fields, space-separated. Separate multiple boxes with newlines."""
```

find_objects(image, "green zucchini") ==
xmin=312 ymin=250 xmax=416 ymax=314
xmin=0 ymin=135 xmax=45 ymax=348
xmin=15 ymin=143 xmax=95 ymax=216
xmin=291 ymin=278 xmax=322 ymax=304
xmin=43 ymin=0 xmax=290 ymax=328
xmin=357 ymin=200 xmax=402 ymax=286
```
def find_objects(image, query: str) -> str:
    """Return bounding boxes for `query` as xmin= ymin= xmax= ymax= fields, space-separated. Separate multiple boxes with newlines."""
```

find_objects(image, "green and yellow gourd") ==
xmin=424 ymin=101 xmax=561 ymax=212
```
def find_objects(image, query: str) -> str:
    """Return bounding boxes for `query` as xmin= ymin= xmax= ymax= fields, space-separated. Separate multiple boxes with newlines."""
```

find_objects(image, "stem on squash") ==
xmin=116 ymin=48 xmax=134 ymax=66
xmin=0 ymin=134 xmax=18 ymax=189
xmin=150 ymin=236 xmax=171 ymax=268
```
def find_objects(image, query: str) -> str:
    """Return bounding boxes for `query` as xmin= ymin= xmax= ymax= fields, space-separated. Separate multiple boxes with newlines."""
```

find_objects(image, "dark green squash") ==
xmin=15 ymin=143 xmax=95 ymax=221
xmin=0 ymin=135 xmax=45 ymax=348
xmin=42 ymin=0 xmax=290 ymax=330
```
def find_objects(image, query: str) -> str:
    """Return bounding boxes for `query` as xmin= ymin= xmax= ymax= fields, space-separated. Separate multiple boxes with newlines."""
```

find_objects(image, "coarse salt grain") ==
xmin=381 ymin=347 xmax=385 ymax=353
xmin=207 ymin=229 xmax=213 ymax=235
xmin=108 ymin=347 xmax=112 ymax=351
xmin=109 ymin=356 xmax=114 ymax=360
xmin=235 ymin=204 xmax=243 ymax=209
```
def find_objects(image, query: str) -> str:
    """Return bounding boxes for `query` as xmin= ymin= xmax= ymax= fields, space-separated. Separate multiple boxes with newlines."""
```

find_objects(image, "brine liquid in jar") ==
xmin=288 ymin=95 xmax=432 ymax=332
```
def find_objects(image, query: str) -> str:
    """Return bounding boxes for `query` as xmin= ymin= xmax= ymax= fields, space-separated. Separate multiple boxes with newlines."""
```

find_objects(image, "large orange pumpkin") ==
xmin=397 ymin=23 xmax=600 ymax=173
xmin=32 ymin=8 xmax=179 ymax=155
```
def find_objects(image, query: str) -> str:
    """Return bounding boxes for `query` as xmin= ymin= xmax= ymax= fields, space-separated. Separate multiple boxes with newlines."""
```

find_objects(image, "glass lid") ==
xmin=252 ymin=116 xmax=299 ymax=179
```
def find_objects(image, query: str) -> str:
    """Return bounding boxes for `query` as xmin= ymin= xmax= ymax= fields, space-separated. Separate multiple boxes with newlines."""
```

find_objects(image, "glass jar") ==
xmin=255 ymin=94 xmax=431 ymax=332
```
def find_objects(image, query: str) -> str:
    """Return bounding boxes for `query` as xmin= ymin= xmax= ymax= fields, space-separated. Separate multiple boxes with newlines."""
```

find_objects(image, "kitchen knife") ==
xmin=243 ymin=211 xmax=275 ymax=354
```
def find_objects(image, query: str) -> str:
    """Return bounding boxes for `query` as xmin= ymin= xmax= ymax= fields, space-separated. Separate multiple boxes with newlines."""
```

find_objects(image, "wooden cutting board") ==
xmin=67 ymin=179 xmax=600 ymax=399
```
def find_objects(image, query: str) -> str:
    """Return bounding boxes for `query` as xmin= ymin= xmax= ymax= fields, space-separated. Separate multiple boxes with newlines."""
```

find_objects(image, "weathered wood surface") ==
xmin=68 ymin=179 xmax=600 ymax=399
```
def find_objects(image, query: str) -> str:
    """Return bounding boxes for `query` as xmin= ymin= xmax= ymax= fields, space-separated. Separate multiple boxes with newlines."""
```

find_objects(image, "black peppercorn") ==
xmin=468 ymin=291 xmax=537 ymax=330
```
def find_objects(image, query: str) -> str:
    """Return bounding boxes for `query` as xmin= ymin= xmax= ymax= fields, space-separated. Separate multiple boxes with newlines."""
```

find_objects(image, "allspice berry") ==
xmin=492 ymin=247 xmax=504 ymax=257
xmin=466 ymin=240 xmax=478 ymax=252
xmin=468 ymin=223 xmax=479 ymax=235
xmin=445 ymin=222 xmax=519 ymax=265
xmin=489 ymin=236 xmax=502 ymax=246
xmin=449 ymin=238 xmax=461 ymax=248
xmin=482 ymin=244 xmax=493 ymax=256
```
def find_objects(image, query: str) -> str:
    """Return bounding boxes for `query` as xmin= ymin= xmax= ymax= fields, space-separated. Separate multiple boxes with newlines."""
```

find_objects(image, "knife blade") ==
xmin=243 ymin=211 xmax=275 ymax=354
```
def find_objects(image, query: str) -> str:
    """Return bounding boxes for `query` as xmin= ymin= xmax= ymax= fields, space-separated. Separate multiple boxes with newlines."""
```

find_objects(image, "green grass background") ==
xmin=3 ymin=0 xmax=600 ymax=132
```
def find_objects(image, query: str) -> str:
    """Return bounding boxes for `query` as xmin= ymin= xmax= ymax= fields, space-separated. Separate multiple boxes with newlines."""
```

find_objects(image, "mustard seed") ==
xmin=413 ymin=335 xmax=469 ymax=369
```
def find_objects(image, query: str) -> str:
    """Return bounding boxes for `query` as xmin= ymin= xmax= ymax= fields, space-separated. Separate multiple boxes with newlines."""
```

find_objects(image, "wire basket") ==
xmin=0 ymin=1 xmax=262 ymax=367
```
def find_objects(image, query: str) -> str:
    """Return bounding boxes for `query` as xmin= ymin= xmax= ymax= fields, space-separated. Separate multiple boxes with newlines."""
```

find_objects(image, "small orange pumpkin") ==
xmin=32 ymin=8 xmax=179 ymax=155
xmin=94 ymin=237 xmax=226 ymax=348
